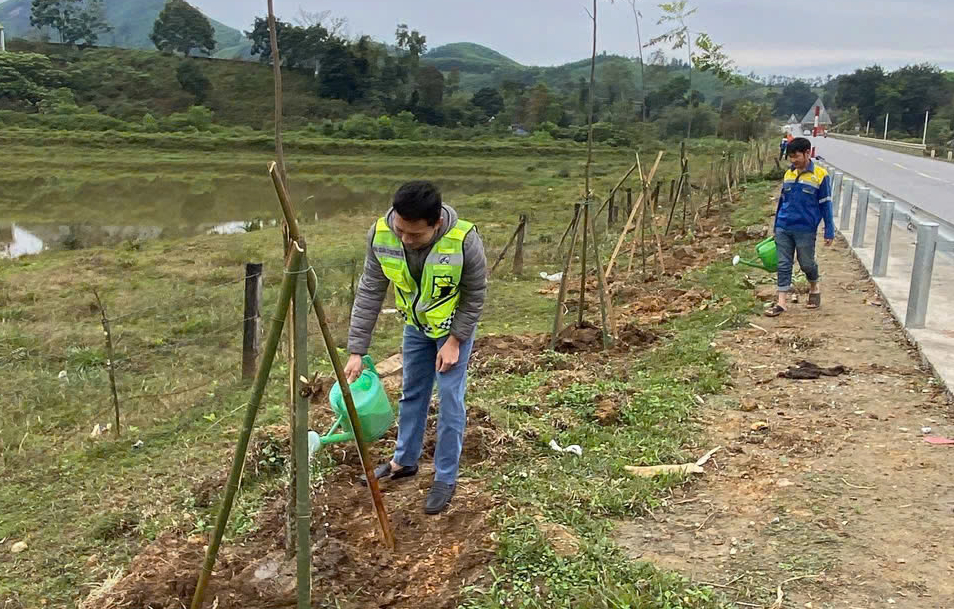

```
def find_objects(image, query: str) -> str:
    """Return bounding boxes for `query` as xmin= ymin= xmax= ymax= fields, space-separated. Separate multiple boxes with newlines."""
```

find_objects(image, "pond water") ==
xmin=0 ymin=145 xmax=527 ymax=259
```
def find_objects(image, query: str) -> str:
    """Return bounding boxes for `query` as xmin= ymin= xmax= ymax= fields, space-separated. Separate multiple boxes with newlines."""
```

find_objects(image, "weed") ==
xmin=89 ymin=510 xmax=140 ymax=541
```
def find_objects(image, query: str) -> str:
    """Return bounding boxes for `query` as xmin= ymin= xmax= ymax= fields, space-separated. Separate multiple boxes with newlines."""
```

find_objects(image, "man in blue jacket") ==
xmin=766 ymin=137 xmax=835 ymax=317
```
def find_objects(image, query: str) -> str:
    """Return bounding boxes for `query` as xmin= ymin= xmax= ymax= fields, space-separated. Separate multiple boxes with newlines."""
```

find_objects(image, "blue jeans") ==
xmin=775 ymin=228 xmax=819 ymax=292
xmin=393 ymin=325 xmax=474 ymax=485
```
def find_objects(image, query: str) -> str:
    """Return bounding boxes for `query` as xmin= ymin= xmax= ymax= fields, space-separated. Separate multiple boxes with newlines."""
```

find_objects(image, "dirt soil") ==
xmin=84 ymin=409 xmax=500 ymax=609
xmin=615 ymin=240 xmax=954 ymax=608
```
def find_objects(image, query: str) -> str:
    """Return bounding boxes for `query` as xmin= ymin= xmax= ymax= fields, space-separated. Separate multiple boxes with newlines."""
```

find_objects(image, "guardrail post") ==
xmin=872 ymin=199 xmax=895 ymax=277
xmin=839 ymin=178 xmax=855 ymax=230
xmin=948 ymin=151 xmax=953 ymax=161
xmin=831 ymin=172 xmax=844 ymax=216
xmin=851 ymin=188 xmax=871 ymax=248
xmin=904 ymin=222 xmax=939 ymax=329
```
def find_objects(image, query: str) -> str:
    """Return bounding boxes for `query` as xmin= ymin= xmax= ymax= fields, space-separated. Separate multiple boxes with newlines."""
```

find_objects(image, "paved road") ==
xmin=809 ymin=136 xmax=954 ymax=226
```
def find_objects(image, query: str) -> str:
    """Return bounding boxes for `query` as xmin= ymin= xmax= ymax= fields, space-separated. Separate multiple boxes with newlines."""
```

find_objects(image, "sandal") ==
xmin=806 ymin=293 xmax=821 ymax=309
xmin=764 ymin=303 xmax=787 ymax=318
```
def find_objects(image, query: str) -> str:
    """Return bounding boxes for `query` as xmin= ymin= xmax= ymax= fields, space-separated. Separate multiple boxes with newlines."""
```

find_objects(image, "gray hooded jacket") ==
xmin=347 ymin=205 xmax=487 ymax=355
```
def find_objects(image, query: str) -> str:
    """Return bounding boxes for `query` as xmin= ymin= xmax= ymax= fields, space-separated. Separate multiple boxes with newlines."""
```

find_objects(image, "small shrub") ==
xmin=89 ymin=510 xmax=140 ymax=541
xmin=341 ymin=113 xmax=378 ymax=139
xmin=186 ymin=106 xmax=213 ymax=131
xmin=142 ymin=113 xmax=159 ymax=133
xmin=377 ymin=115 xmax=396 ymax=140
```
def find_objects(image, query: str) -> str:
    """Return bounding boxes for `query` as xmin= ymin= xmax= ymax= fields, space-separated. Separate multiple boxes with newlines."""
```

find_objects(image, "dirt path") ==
xmin=616 ymin=239 xmax=954 ymax=608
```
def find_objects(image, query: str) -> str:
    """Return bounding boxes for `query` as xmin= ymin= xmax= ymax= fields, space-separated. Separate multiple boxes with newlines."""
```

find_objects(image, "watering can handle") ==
xmin=360 ymin=354 xmax=379 ymax=377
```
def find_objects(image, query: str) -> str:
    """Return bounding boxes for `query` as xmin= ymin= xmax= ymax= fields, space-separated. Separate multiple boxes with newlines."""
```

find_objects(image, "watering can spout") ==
xmin=732 ymin=237 xmax=778 ymax=273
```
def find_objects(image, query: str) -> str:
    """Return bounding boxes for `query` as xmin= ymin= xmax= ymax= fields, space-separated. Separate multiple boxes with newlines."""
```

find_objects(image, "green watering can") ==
xmin=309 ymin=355 xmax=394 ymax=453
xmin=732 ymin=237 xmax=778 ymax=272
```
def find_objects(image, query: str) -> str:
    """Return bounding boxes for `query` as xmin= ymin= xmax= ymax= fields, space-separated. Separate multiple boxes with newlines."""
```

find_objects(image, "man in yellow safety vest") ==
xmin=345 ymin=181 xmax=487 ymax=514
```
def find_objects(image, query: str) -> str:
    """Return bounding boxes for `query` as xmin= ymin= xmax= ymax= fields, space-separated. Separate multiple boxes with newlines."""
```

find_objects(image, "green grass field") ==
xmin=0 ymin=133 xmax=775 ymax=607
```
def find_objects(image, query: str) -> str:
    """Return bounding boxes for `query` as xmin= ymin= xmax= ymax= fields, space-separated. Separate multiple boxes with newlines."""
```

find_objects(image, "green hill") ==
xmin=423 ymin=42 xmax=523 ymax=74
xmin=423 ymin=45 xmax=754 ymax=104
xmin=5 ymin=39 xmax=325 ymax=127
xmin=0 ymin=0 xmax=252 ymax=58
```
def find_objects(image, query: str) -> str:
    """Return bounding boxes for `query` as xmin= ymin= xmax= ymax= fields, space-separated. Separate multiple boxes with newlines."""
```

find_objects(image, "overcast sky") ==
xmin=192 ymin=0 xmax=954 ymax=77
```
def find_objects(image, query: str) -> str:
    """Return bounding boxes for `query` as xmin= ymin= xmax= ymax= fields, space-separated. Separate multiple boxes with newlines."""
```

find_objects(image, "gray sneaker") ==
xmin=424 ymin=481 xmax=456 ymax=514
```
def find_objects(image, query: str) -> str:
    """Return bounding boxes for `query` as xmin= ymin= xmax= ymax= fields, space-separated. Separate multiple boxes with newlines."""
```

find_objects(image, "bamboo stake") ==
xmin=685 ymin=158 xmax=696 ymax=234
xmin=92 ymin=290 xmax=121 ymax=438
xmin=578 ymin=201 xmax=589 ymax=325
xmin=557 ymin=203 xmax=580 ymax=252
xmin=293 ymin=253 xmax=311 ymax=609
xmin=647 ymin=181 xmax=667 ymax=276
xmin=551 ymin=205 xmax=582 ymax=350
xmin=587 ymin=205 xmax=615 ymax=349
xmin=705 ymin=161 xmax=714 ymax=217
xmin=191 ymin=245 xmax=303 ymax=609
xmin=488 ymin=217 xmax=525 ymax=277
xmin=725 ymin=163 xmax=734 ymax=203
xmin=625 ymin=199 xmax=644 ymax=276
xmin=642 ymin=184 xmax=659 ymax=277
xmin=606 ymin=150 xmax=663 ymax=277
xmin=664 ymin=166 xmax=687 ymax=236
xmin=627 ymin=157 xmax=648 ymax=276
xmin=595 ymin=159 xmax=640 ymax=217
xmin=268 ymin=163 xmax=395 ymax=550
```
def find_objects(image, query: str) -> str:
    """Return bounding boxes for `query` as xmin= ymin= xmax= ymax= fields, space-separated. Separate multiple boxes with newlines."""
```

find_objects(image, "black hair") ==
xmin=392 ymin=181 xmax=443 ymax=226
xmin=787 ymin=137 xmax=812 ymax=155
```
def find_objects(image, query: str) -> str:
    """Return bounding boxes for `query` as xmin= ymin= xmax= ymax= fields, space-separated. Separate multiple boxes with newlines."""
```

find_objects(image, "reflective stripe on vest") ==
xmin=372 ymin=217 xmax=475 ymax=338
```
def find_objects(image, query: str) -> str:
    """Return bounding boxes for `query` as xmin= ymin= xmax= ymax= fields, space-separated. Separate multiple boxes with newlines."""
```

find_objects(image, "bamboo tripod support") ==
xmin=192 ymin=244 xmax=304 ymax=609
xmin=606 ymin=151 xmax=663 ymax=278
xmin=269 ymin=164 xmax=395 ymax=551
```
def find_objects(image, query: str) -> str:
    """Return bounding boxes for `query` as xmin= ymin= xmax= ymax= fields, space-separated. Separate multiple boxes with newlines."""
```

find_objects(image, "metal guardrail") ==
xmin=830 ymin=133 xmax=927 ymax=151
xmin=818 ymin=160 xmax=954 ymax=330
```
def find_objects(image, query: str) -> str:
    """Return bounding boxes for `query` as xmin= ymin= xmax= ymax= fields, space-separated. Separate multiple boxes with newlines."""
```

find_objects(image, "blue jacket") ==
xmin=775 ymin=161 xmax=835 ymax=240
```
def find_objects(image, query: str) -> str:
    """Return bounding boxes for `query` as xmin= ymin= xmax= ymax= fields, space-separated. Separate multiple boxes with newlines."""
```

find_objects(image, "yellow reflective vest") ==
xmin=372 ymin=217 xmax=475 ymax=338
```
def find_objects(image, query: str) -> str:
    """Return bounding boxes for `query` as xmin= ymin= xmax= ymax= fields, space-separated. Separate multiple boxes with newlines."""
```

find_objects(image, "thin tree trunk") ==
xmin=266 ymin=0 xmax=296 ymax=558
xmin=686 ymin=37 xmax=693 ymax=139
xmin=584 ymin=0 xmax=597 ymax=196
xmin=552 ymin=207 xmax=582 ymax=349
xmin=267 ymin=0 xmax=286 ymax=185
xmin=630 ymin=2 xmax=648 ymax=122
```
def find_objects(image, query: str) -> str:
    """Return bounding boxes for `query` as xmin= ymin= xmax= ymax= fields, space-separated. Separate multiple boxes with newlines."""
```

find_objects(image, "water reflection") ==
xmin=0 ymin=224 xmax=45 ymax=258
xmin=1 ymin=223 xmax=162 ymax=258
xmin=0 ymin=220 xmax=290 ymax=258
xmin=205 ymin=219 xmax=277 ymax=236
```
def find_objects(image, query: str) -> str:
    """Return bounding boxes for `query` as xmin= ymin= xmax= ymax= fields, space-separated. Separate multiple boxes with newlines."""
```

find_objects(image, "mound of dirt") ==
xmin=87 ymin=461 xmax=496 ymax=609
xmin=87 ymin=397 xmax=507 ymax=610
xmin=472 ymin=323 xmax=657 ymax=375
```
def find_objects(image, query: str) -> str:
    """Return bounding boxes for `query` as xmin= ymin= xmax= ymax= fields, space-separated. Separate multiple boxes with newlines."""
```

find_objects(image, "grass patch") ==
xmin=0 ymin=134 xmax=774 ymax=607
xmin=463 ymin=513 xmax=720 ymax=608
xmin=463 ymin=178 xmax=770 ymax=606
